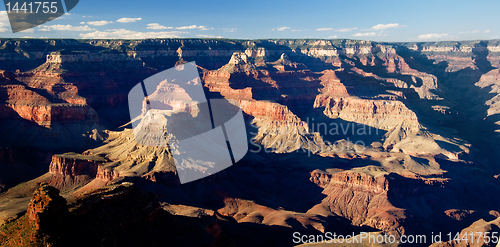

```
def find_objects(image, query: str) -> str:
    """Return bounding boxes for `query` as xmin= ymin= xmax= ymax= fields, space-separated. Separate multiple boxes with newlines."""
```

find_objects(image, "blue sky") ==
xmin=0 ymin=0 xmax=498 ymax=41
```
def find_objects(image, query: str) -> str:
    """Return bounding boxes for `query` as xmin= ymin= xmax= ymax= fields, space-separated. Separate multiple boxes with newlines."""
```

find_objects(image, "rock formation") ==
xmin=27 ymin=184 xmax=69 ymax=231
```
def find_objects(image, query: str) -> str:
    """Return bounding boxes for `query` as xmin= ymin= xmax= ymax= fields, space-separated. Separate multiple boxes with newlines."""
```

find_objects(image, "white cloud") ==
xmin=38 ymin=24 xmax=96 ymax=32
xmin=86 ymin=20 xmax=112 ymax=26
xmin=335 ymin=27 xmax=357 ymax=32
xmin=80 ymin=22 xmax=85 ymax=24
xmin=79 ymin=29 xmax=186 ymax=39
xmin=19 ymin=28 xmax=34 ymax=33
xmin=0 ymin=11 xmax=10 ymax=32
xmin=485 ymin=30 xmax=491 ymax=33
xmin=222 ymin=28 xmax=237 ymax=32
xmin=116 ymin=17 xmax=142 ymax=23
xmin=353 ymin=32 xmax=377 ymax=37
xmin=329 ymin=35 xmax=338 ymax=39
xmin=0 ymin=11 xmax=8 ymax=21
xmin=175 ymin=25 xmax=211 ymax=30
xmin=196 ymin=34 xmax=223 ymax=38
xmin=147 ymin=23 xmax=171 ymax=30
xmin=276 ymin=26 xmax=290 ymax=31
xmin=317 ymin=27 xmax=357 ymax=32
xmin=372 ymin=23 xmax=401 ymax=30
xmin=459 ymin=30 xmax=480 ymax=34
xmin=418 ymin=33 xmax=449 ymax=40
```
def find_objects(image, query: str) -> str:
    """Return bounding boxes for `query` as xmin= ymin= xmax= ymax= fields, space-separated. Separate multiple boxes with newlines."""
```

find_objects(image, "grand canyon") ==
xmin=1 ymin=38 xmax=500 ymax=246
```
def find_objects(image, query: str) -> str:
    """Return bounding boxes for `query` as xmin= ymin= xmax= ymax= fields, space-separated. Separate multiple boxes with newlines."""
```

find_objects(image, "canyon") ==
xmin=1 ymin=38 xmax=500 ymax=246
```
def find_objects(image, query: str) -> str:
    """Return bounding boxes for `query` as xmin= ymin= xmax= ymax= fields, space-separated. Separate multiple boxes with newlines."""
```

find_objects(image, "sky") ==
xmin=0 ymin=0 xmax=498 ymax=42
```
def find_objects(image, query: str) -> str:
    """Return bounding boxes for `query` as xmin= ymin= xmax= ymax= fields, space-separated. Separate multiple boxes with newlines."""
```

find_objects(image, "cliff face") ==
xmin=202 ymin=50 xmax=469 ymax=161
xmin=476 ymin=68 xmax=500 ymax=116
xmin=17 ymin=51 xmax=154 ymax=128
xmin=27 ymin=185 xmax=68 ymax=231
xmin=0 ymin=71 xmax=104 ymax=150
xmin=0 ymin=75 xmax=95 ymax=125
xmin=314 ymin=96 xmax=419 ymax=127
xmin=308 ymin=170 xmax=450 ymax=237
xmin=0 ymin=67 xmax=93 ymax=120
xmin=49 ymin=154 xmax=102 ymax=177
xmin=4 ymin=104 xmax=97 ymax=125
xmin=318 ymin=171 xmax=402 ymax=234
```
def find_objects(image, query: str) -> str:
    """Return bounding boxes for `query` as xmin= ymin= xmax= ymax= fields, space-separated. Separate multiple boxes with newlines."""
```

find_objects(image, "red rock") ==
xmin=49 ymin=154 xmax=102 ymax=177
xmin=27 ymin=184 xmax=68 ymax=231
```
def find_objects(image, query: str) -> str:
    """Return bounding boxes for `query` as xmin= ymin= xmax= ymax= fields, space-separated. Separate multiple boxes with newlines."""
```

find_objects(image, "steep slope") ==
xmin=19 ymin=51 xmax=155 ymax=128
xmin=0 ymin=68 xmax=105 ymax=150
xmin=205 ymin=51 xmax=469 ymax=163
